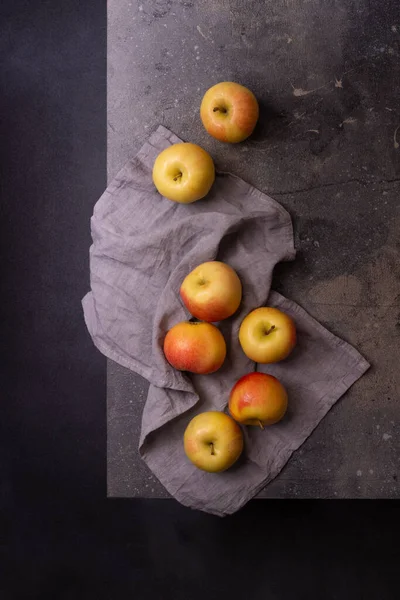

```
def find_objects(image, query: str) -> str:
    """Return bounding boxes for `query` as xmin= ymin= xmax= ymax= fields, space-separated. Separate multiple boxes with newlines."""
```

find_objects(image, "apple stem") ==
xmin=210 ymin=442 xmax=215 ymax=455
xmin=264 ymin=325 xmax=276 ymax=335
xmin=258 ymin=420 xmax=264 ymax=430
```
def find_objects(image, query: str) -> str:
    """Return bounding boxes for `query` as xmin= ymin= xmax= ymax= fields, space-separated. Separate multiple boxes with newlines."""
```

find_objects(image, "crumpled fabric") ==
xmin=83 ymin=125 xmax=369 ymax=516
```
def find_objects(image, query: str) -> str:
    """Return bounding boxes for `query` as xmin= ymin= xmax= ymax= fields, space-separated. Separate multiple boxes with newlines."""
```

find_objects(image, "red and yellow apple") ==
xmin=239 ymin=307 xmax=296 ymax=363
xmin=152 ymin=142 xmax=215 ymax=203
xmin=184 ymin=411 xmax=244 ymax=472
xmin=180 ymin=261 xmax=242 ymax=322
xmin=229 ymin=372 xmax=288 ymax=428
xmin=163 ymin=321 xmax=226 ymax=374
xmin=200 ymin=81 xmax=259 ymax=143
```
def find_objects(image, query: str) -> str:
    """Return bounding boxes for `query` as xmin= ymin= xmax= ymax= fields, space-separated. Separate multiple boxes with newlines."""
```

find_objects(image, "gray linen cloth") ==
xmin=82 ymin=125 xmax=370 ymax=516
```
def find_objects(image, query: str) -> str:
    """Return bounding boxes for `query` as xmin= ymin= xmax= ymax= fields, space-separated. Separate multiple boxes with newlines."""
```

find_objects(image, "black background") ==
xmin=1 ymin=2 xmax=399 ymax=598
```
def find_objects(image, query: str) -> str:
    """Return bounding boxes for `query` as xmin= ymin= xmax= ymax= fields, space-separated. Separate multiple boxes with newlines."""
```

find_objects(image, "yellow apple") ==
xmin=229 ymin=372 xmax=288 ymax=428
xmin=239 ymin=307 xmax=296 ymax=363
xmin=184 ymin=411 xmax=244 ymax=472
xmin=180 ymin=261 xmax=242 ymax=322
xmin=163 ymin=321 xmax=226 ymax=374
xmin=200 ymin=81 xmax=259 ymax=143
xmin=152 ymin=142 xmax=215 ymax=203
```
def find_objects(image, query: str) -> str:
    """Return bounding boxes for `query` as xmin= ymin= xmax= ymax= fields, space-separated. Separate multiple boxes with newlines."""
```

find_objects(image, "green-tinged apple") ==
xmin=180 ymin=261 xmax=242 ymax=322
xmin=184 ymin=411 xmax=244 ymax=472
xmin=200 ymin=81 xmax=259 ymax=143
xmin=239 ymin=307 xmax=296 ymax=363
xmin=229 ymin=372 xmax=288 ymax=428
xmin=152 ymin=142 xmax=215 ymax=203
xmin=163 ymin=321 xmax=226 ymax=374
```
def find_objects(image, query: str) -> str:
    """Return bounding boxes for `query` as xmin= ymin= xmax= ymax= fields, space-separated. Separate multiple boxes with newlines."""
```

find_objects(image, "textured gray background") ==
xmin=107 ymin=0 xmax=400 ymax=498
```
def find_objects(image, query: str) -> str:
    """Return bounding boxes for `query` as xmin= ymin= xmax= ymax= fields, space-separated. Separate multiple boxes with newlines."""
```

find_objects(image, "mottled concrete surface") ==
xmin=107 ymin=0 xmax=400 ymax=499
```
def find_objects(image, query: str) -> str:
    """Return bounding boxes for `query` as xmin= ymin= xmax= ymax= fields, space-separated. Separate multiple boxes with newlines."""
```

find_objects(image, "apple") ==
xmin=200 ymin=81 xmax=259 ymax=143
xmin=239 ymin=307 xmax=296 ymax=363
xmin=180 ymin=261 xmax=242 ymax=322
xmin=152 ymin=142 xmax=215 ymax=204
xmin=184 ymin=411 xmax=244 ymax=472
xmin=163 ymin=321 xmax=226 ymax=374
xmin=229 ymin=372 xmax=288 ymax=428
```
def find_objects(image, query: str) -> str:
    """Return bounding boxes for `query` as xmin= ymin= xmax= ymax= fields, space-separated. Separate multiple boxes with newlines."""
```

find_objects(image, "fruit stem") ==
xmin=210 ymin=442 xmax=215 ymax=455
xmin=258 ymin=420 xmax=264 ymax=430
xmin=264 ymin=325 xmax=276 ymax=335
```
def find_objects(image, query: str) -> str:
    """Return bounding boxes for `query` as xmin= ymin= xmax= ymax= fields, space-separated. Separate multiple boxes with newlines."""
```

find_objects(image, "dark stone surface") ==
xmin=107 ymin=0 xmax=400 ymax=499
